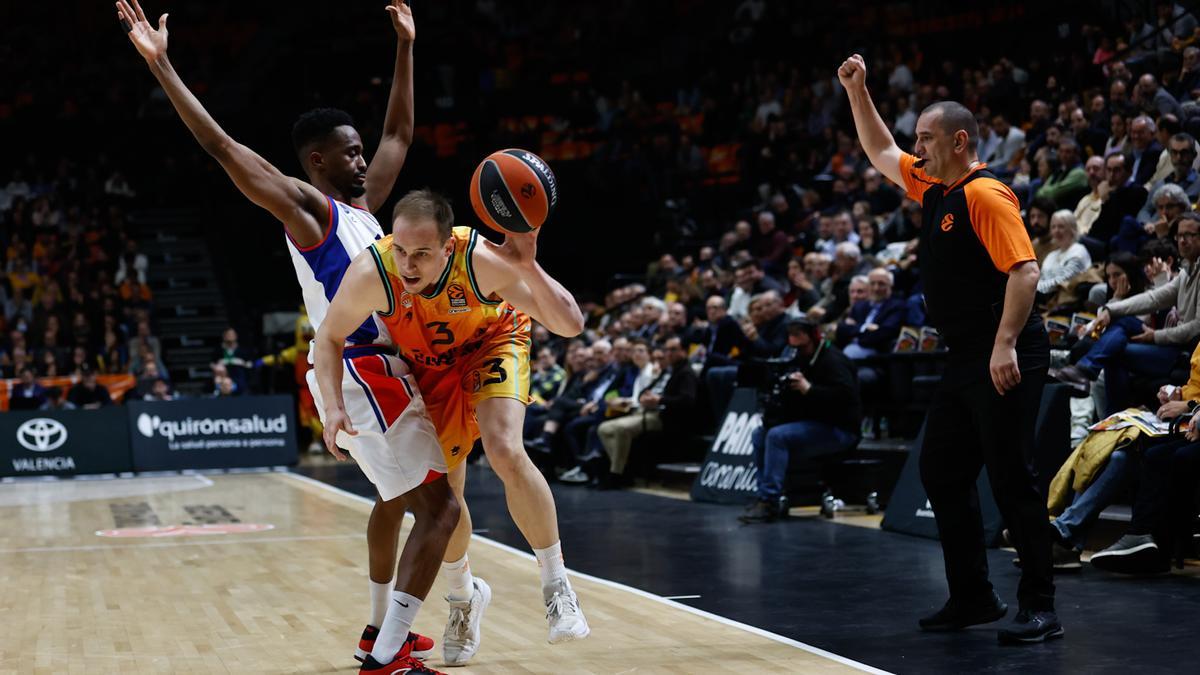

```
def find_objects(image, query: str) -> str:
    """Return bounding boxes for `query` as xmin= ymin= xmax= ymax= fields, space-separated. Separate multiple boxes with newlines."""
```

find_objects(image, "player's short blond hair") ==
xmin=393 ymin=189 xmax=455 ymax=240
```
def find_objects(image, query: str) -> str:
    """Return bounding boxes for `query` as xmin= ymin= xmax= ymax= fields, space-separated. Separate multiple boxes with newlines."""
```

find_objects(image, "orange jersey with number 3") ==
xmin=369 ymin=226 xmax=532 ymax=468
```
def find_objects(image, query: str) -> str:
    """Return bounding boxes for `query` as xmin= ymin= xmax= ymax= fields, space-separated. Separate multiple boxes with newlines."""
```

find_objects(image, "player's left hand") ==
xmin=989 ymin=342 xmax=1021 ymax=396
xmin=386 ymin=0 xmax=415 ymax=42
xmin=116 ymin=0 xmax=169 ymax=63
xmin=495 ymin=229 xmax=540 ymax=269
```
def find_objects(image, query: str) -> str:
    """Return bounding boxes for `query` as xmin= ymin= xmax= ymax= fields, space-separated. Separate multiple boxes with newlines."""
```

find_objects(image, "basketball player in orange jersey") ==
xmin=116 ymin=2 xmax=454 ymax=672
xmin=315 ymin=189 xmax=590 ymax=665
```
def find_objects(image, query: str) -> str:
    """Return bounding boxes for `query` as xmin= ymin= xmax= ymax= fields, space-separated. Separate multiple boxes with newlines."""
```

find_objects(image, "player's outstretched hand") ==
xmin=495 ymin=228 xmax=540 ymax=269
xmin=386 ymin=0 xmax=416 ymax=42
xmin=116 ymin=0 xmax=168 ymax=63
xmin=838 ymin=54 xmax=867 ymax=91
xmin=322 ymin=409 xmax=356 ymax=461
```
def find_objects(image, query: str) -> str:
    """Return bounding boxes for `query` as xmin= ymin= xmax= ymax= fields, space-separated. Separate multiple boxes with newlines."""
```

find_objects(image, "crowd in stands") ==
xmin=0 ymin=156 xmax=170 ymax=410
xmin=0 ymin=156 xmax=264 ymax=409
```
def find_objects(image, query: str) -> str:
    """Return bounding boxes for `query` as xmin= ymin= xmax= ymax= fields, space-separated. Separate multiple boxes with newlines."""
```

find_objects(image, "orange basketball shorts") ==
xmin=411 ymin=326 xmax=532 ymax=470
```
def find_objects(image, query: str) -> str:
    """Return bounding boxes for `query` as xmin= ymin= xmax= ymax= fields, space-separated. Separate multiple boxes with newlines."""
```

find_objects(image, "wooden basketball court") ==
xmin=0 ymin=471 xmax=884 ymax=674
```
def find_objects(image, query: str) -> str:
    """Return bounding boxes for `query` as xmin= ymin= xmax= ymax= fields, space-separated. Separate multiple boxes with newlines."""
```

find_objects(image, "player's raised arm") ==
xmin=838 ymin=54 xmax=905 ymax=188
xmin=115 ymin=0 xmax=327 ymax=243
xmin=312 ymin=252 xmax=391 ymax=458
xmin=362 ymin=0 xmax=417 ymax=213
xmin=472 ymin=230 xmax=585 ymax=337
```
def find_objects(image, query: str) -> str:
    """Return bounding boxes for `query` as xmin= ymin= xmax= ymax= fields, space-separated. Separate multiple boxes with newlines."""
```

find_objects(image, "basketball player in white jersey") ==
xmin=116 ymin=2 xmax=451 ymax=672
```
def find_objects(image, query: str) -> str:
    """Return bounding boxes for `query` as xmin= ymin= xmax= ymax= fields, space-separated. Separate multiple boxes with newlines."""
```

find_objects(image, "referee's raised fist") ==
xmin=838 ymin=54 xmax=866 ymax=90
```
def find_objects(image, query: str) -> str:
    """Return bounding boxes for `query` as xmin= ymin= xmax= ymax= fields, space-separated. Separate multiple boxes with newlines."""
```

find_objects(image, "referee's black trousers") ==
xmin=919 ymin=354 xmax=1055 ymax=612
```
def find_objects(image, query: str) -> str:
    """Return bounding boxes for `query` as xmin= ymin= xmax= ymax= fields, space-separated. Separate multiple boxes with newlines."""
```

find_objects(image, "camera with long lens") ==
xmin=735 ymin=316 xmax=816 ymax=423
xmin=737 ymin=357 xmax=799 ymax=423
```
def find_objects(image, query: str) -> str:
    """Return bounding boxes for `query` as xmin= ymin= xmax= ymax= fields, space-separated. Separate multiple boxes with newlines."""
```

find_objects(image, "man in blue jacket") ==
xmin=835 ymin=268 xmax=907 ymax=383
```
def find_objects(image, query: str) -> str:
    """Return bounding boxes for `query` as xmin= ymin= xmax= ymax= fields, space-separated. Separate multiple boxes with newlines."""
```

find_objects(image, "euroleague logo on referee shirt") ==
xmin=940 ymin=213 xmax=955 ymax=232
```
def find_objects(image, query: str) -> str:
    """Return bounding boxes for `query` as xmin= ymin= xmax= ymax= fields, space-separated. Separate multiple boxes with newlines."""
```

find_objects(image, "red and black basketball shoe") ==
xmin=359 ymin=652 xmax=445 ymax=675
xmin=355 ymin=626 xmax=435 ymax=662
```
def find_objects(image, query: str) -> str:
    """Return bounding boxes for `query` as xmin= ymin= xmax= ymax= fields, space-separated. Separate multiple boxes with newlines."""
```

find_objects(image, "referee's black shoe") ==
xmin=918 ymin=591 xmax=1007 ymax=631
xmin=997 ymin=609 xmax=1064 ymax=645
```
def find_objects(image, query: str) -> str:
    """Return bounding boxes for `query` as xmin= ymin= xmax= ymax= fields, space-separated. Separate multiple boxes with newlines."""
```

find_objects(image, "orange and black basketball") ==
xmin=469 ymin=149 xmax=558 ymax=233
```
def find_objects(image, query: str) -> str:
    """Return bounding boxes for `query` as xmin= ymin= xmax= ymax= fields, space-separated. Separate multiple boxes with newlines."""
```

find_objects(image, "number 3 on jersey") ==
xmin=426 ymin=321 xmax=455 ymax=346
xmin=471 ymin=358 xmax=508 ymax=392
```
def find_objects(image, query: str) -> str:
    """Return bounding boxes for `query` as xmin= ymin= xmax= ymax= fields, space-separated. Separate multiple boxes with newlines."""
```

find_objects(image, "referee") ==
xmin=839 ymin=54 xmax=1062 ymax=645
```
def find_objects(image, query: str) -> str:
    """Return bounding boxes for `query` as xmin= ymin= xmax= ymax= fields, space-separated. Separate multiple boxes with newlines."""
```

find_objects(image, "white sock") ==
xmin=441 ymin=555 xmax=474 ymax=602
xmin=369 ymin=579 xmax=392 ymax=628
xmin=533 ymin=541 xmax=567 ymax=588
xmin=371 ymin=591 xmax=421 ymax=663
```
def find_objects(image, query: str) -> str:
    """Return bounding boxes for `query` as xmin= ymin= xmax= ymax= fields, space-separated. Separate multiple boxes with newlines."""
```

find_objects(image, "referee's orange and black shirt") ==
xmin=898 ymin=153 xmax=1038 ymax=353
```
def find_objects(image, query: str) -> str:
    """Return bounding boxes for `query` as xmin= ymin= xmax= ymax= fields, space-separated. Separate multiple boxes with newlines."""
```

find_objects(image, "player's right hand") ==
xmin=838 ymin=54 xmax=867 ymax=91
xmin=116 ymin=0 xmax=169 ymax=63
xmin=322 ymin=408 xmax=356 ymax=461
xmin=386 ymin=0 xmax=416 ymax=42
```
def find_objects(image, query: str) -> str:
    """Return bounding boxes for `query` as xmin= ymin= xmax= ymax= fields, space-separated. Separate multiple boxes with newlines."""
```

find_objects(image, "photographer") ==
xmin=740 ymin=317 xmax=862 ymax=523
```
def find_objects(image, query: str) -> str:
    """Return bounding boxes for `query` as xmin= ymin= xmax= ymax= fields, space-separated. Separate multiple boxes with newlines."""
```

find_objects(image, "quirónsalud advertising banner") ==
xmin=128 ymin=395 xmax=298 ymax=471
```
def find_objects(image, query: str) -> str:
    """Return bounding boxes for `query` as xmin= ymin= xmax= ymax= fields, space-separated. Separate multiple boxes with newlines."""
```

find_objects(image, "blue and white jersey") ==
xmin=285 ymin=196 xmax=392 ymax=348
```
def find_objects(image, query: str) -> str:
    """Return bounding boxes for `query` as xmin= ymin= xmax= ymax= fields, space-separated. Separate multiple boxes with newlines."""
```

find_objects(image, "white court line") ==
xmin=0 ymin=473 xmax=213 ymax=487
xmin=0 ymin=473 xmax=215 ymax=508
xmin=0 ymin=533 xmax=360 ymax=555
xmin=662 ymin=594 xmax=702 ymax=600
xmin=281 ymin=471 xmax=892 ymax=675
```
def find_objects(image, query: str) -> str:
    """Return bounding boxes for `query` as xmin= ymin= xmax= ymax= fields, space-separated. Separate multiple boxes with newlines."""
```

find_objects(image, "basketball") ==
xmin=469 ymin=148 xmax=559 ymax=233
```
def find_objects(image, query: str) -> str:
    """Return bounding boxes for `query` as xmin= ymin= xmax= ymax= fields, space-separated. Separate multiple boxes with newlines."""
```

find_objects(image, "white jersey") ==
xmin=285 ymin=195 xmax=392 ymax=348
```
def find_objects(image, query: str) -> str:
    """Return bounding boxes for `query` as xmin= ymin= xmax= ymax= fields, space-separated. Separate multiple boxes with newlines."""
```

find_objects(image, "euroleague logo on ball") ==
xmin=520 ymin=183 xmax=536 ymax=199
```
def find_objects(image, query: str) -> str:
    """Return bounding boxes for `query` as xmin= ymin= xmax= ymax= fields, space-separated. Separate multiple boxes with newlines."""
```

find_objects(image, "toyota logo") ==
xmin=16 ymin=418 xmax=69 ymax=452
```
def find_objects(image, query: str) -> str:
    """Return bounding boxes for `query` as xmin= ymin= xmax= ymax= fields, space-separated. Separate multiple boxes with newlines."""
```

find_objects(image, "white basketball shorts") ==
xmin=307 ymin=348 xmax=447 ymax=501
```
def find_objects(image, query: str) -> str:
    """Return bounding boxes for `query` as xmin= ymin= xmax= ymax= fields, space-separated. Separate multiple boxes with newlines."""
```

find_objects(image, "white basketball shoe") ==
xmin=544 ymin=578 xmax=590 ymax=644
xmin=442 ymin=577 xmax=491 ymax=666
